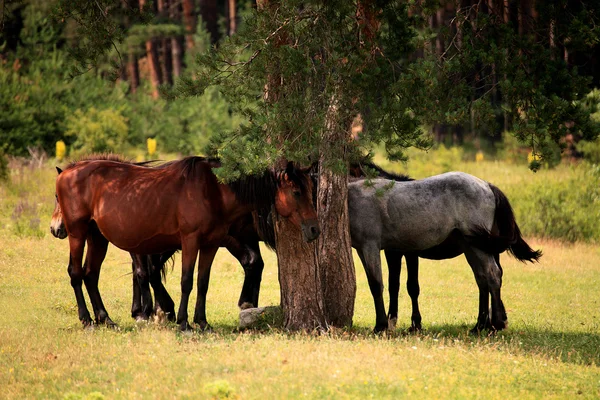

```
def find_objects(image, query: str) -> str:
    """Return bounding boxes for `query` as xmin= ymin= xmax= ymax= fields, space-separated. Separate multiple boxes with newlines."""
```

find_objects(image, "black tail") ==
xmin=468 ymin=184 xmax=541 ymax=263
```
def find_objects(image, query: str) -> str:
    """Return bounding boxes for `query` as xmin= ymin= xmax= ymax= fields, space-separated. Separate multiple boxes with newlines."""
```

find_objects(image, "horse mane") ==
xmin=254 ymin=208 xmax=277 ymax=250
xmin=64 ymin=153 xmax=136 ymax=170
xmin=355 ymin=161 xmax=413 ymax=182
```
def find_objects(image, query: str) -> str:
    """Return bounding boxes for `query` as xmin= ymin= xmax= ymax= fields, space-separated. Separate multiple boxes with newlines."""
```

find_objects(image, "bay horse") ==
xmin=348 ymin=172 xmax=541 ymax=333
xmin=51 ymin=155 xmax=319 ymax=330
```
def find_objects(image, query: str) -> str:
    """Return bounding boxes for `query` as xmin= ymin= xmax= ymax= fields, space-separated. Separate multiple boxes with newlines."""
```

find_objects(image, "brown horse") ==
xmin=51 ymin=155 xmax=319 ymax=330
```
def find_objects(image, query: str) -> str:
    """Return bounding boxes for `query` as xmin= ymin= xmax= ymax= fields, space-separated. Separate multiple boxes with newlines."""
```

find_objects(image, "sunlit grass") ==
xmin=0 ymin=234 xmax=599 ymax=399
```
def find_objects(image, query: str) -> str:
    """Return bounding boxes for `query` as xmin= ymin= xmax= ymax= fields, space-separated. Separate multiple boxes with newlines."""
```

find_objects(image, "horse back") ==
xmin=348 ymin=172 xmax=496 ymax=252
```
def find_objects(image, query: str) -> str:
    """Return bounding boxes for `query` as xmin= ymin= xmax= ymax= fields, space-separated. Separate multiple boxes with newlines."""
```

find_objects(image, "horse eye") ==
xmin=292 ymin=190 xmax=301 ymax=198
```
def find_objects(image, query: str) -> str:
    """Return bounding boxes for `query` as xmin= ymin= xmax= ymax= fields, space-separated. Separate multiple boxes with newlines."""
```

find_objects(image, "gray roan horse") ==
xmin=348 ymin=172 xmax=541 ymax=333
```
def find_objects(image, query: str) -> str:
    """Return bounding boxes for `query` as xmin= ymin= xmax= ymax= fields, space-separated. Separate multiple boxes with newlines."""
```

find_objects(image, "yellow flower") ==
xmin=55 ymin=140 xmax=66 ymax=161
xmin=475 ymin=151 xmax=484 ymax=163
xmin=147 ymin=138 xmax=157 ymax=156
xmin=527 ymin=151 xmax=540 ymax=164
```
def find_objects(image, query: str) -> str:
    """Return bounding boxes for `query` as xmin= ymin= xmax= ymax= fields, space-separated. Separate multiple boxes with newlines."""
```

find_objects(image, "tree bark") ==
xmin=169 ymin=0 xmax=184 ymax=77
xmin=316 ymin=163 xmax=355 ymax=327
xmin=275 ymin=212 xmax=327 ymax=331
xmin=127 ymin=50 xmax=140 ymax=94
xmin=158 ymin=0 xmax=173 ymax=85
xmin=199 ymin=0 xmax=219 ymax=44
xmin=227 ymin=0 xmax=237 ymax=36
xmin=140 ymin=0 xmax=162 ymax=99
xmin=182 ymin=0 xmax=196 ymax=49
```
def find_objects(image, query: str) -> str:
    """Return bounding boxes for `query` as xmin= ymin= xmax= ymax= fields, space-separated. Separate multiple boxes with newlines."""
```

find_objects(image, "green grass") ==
xmin=1 ymin=157 xmax=599 ymax=398
xmin=1 ymin=235 xmax=599 ymax=399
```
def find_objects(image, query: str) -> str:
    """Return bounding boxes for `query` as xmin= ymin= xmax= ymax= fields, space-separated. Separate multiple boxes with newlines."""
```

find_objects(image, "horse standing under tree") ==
xmin=348 ymin=172 xmax=541 ymax=333
xmin=125 ymin=163 xmax=541 ymax=333
xmin=51 ymin=155 xmax=319 ymax=331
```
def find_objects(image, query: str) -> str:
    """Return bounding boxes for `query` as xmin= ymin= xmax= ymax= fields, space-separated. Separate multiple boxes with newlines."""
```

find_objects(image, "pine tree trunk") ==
xmin=199 ymin=0 xmax=219 ymax=44
xmin=316 ymin=164 xmax=355 ymax=327
xmin=182 ymin=0 xmax=196 ymax=49
xmin=227 ymin=0 xmax=237 ymax=36
xmin=140 ymin=0 xmax=162 ymax=99
xmin=274 ymin=212 xmax=327 ymax=331
xmin=127 ymin=51 xmax=140 ymax=94
xmin=145 ymin=40 xmax=162 ymax=99
xmin=169 ymin=0 xmax=184 ymax=77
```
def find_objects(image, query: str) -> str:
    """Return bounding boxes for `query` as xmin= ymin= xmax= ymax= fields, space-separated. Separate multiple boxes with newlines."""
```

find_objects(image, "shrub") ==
xmin=65 ymin=107 xmax=129 ymax=155
xmin=512 ymin=163 xmax=600 ymax=242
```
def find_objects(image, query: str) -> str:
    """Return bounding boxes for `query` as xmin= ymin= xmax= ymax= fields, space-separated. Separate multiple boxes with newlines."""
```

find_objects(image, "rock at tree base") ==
xmin=239 ymin=306 xmax=283 ymax=330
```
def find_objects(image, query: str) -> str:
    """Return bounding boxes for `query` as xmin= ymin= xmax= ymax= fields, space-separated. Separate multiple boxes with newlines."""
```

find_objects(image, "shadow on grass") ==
xmin=70 ymin=315 xmax=600 ymax=367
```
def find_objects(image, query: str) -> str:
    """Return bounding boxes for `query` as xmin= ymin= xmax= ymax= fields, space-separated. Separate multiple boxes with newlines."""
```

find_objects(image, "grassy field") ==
xmin=1 ymin=158 xmax=599 ymax=398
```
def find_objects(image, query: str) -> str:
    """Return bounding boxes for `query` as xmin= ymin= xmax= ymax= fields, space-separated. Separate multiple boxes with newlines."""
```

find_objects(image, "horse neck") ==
xmin=218 ymin=184 xmax=267 ymax=224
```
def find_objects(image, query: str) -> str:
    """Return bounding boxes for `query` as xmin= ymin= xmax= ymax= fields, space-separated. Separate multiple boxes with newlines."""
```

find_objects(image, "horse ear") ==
xmin=285 ymin=161 xmax=295 ymax=175
xmin=56 ymin=166 xmax=63 ymax=175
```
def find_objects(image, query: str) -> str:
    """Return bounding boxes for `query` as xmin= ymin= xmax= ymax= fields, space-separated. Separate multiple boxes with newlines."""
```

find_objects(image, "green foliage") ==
xmin=189 ymin=1 xmax=429 ymax=178
xmin=0 ymin=148 xmax=8 ymax=182
xmin=514 ymin=163 xmax=600 ymax=242
xmin=402 ymin=2 xmax=600 ymax=168
xmin=203 ymin=380 xmax=236 ymax=399
xmin=65 ymin=107 xmax=129 ymax=154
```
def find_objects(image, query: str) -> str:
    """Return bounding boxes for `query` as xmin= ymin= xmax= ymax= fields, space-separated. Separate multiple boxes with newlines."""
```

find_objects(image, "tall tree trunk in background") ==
xmin=127 ymin=51 xmax=140 ymax=94
xmin=157 ymin=0 xmax=173 ymax=85
xmin=140 ymin=0 xmax=162 ymax=99
xmin=182 ymin=0 xmax=196 ymax=49
xmin=199 ymin=0 xmax=219 ymax=44
xmin=170 ymin=0 xmax=184 ymax=77
xmin=227 ymin=0 xmax=237 ymax=36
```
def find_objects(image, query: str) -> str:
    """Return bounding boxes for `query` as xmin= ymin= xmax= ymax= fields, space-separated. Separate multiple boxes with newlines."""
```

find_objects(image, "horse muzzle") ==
xmin=301 ymin=219 xmax=320 ymax=242
xmin=50 ymin=224 xmax=68 ymax=239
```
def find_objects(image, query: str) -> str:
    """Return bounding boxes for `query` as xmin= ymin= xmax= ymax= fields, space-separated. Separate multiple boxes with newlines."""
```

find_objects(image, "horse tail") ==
xmin=487 ymin=183 xmax=542 ymax=263
xmin=152 ymin=250 xmax=177 ymax=282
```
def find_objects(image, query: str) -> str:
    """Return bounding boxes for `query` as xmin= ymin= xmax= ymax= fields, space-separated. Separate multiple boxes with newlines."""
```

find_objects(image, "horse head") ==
xmin=50 ymin=166 xmax=67 ymax=239
xmin=274 ymin=162 xmax=320 ymax=242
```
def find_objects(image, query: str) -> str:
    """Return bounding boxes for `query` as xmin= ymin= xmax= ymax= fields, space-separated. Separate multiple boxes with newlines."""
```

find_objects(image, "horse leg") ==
xmin=225 ymin=237 xmax=263 ymax=309
xmin=149 ymin=252 xmax=176 ymax=322
xmin=490 ymin=253 xmax=507 ymax=331
xmin=131 ymin=253 xmax=153 ymax=321
xmin=193 ymin=247 xmax=219 ymax=331
xmin=82 ymin=227 xmax=115 ymax=327
xmin=247 ymin=241 xmax=264 ymax=308
xmin=67 ymin=229 xmax=92 ymax=327
xmin=384 ymin=249 xmax=402 ymax=330
xmin=357 ymin=243 xmax=387 ymax=333
xmin=405 ymin=254 xmax=422 ymax=332
xmin=130 ymin=254 xmax=144 ymax=320
xmin=463 ymin=246 xmax=503 ymax=333
xmin=177 ymin=237 xmax=199 ymax=331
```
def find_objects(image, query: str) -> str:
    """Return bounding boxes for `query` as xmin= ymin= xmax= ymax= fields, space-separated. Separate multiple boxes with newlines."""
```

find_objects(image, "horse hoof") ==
xmin=407 ymin=325 xmax=422 ymax=334
xmin=239 ymin=302 xmax=254 ymax=310
xmin=373 ymin=324 xmax=388 ymax=334
xmin=135 ymin=316 xmax=149 ymax=324
xmin=197 ymin=321 xmax=213 ymax=332
xmin=491 ymin=319 xmax=508 ymax=331
xmin=179 ymin=321 xmax=192 ymax=331
xmin=104 ymin=319 xmax=118 ymax=330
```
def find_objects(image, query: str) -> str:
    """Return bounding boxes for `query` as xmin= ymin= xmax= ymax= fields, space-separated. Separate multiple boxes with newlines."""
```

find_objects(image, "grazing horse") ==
xmin=348 ymin=172 xmax=541 ymax=333
xmin=51 ymin=155 xmax=319 ymax=330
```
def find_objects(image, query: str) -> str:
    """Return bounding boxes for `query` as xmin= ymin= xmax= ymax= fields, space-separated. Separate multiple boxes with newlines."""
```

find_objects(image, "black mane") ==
xmin=355 ymin=161 xmax=413 ymax=182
